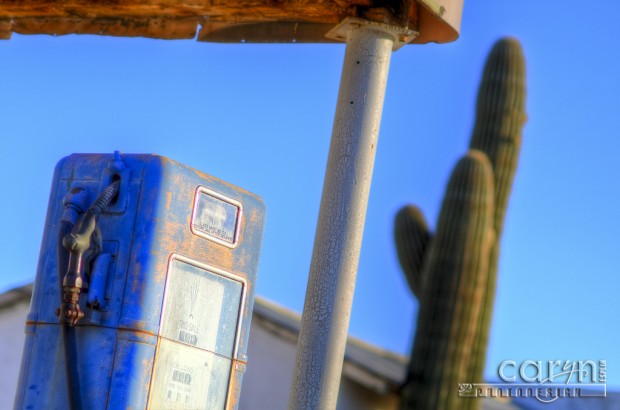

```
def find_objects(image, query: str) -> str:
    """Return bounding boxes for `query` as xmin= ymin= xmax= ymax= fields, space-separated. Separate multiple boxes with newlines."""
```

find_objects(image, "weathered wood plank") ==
xmin=0 ymin=0 xmax=458 ymax=44
xmin=0 ymin=0 xmax=379 ymax=40
xmin=5 ymin=17 xmax=200 ymax=38
xmin=0 ymin=1 xmax=362 ymax=20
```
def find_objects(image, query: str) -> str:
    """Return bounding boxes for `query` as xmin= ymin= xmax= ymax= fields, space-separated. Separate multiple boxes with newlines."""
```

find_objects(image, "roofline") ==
xmin=253 ymin=295 xmax=407 ymax=393
xmin=0 ymin=283 xmax=33 ymax=311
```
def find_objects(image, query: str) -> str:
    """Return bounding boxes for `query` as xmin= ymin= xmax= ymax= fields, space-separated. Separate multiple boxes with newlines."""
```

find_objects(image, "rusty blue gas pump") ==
xmin=14 ymin=152 xmax=266 ymax=410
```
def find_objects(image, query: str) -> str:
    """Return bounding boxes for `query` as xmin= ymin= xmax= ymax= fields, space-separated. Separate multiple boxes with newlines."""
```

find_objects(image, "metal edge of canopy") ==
xmin=413 ymin=0 xmax=463 ymax=44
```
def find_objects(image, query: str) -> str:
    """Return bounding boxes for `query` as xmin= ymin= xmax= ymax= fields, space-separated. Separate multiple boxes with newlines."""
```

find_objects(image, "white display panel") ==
xmin=150 ymin=255 xmax=245 ymax=409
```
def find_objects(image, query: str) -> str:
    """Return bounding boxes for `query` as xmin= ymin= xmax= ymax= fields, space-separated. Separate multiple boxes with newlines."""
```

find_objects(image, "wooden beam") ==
xmin=0 ymin=1 xmax=459 ymax=44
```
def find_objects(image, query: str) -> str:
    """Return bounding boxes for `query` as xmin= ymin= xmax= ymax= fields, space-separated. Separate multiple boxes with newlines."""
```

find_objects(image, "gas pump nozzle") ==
xmin=57 ymin=181 xmax=119 ymax=326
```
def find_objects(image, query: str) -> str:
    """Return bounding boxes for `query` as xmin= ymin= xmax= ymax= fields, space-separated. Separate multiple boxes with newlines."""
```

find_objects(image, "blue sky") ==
xmin=1 ymin=1 xmax=618 ymax=388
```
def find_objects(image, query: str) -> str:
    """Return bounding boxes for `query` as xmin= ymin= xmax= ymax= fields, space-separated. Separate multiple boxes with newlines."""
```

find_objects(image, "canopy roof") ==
xmin=0 ymin=0 xmax=462 ymax=44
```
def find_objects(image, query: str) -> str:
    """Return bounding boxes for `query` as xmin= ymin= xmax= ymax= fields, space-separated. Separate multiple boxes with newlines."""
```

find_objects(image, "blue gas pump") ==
xmin=14 ymin=152 xmax=266 ymax=410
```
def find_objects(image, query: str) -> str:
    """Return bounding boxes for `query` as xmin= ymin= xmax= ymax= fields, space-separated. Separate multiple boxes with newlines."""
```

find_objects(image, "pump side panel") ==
xmin=15 ymin=154 xmax=149 ymax=410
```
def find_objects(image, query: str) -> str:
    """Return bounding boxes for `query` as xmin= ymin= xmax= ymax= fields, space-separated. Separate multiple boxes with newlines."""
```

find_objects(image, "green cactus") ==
xmin=468 ymin=37 xmax=527 ymax=385
xmin=400 ymin=150 xmax=495 ymax=409
xmin=395 ymin=37 xmax=527 ymax=410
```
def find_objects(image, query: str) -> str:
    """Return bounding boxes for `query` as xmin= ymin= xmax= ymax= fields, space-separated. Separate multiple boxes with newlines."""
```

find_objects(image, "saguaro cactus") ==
xmin=468 ymin=37 xmax=527 ymax=384
xmin=395 ymin=37 xmax=527 ymax=410
xmin=400 ymin=151 xmax=495 ymax=409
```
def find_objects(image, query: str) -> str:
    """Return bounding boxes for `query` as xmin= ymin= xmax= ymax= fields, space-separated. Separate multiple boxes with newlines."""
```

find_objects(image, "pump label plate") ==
xmin=191 ymin=187 xmax=242 ymax=247
xmin=150 ymin=255 xmax=246 ymax=409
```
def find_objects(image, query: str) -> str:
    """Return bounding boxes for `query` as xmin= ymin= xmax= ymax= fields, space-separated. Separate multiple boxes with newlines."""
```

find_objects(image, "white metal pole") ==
xmin=289 ymin=23 xmax=399 ymax=409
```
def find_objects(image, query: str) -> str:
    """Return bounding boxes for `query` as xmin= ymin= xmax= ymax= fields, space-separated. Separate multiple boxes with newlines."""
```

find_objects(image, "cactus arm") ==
xmin=394 ymin=205 xmax=433 ymax=298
